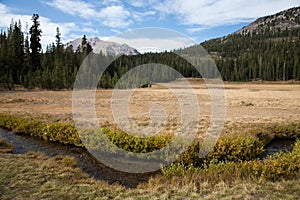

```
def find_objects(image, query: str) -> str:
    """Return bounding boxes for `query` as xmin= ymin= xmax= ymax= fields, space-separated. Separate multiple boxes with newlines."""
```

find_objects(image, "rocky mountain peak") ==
xmin=235 ymin=6 xmax=300 ymax=35
xmin=65 ymin=37 xmax=139 ymax=56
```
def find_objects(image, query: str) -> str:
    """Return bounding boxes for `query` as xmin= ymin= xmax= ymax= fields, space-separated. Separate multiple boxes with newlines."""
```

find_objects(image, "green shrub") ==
xmin=161 ymin=163 xmax=193 ymax=179
xmin=163 ymin=140 xmax=300 ymax=182
xmin=109 ymin=128 xmax=173 ymax=152
xmin=175 ymin=136 xmax=264 ymax=166
xmin=1 ymin=113 xmax=298 ymax=181
xmin=260 ymin=140 xmax=300 ymax=180
xmin=168 ymin=136 xmax=264 ymax=167
xmin=0 ymin=114 xmax=83 ymax=147
xmin=0 ymin=114 xmax=174 ymax=154
xmin=44 ymin=123 xmax=82 ymax=146
xmin=0 ymin=114 xmax=21 ymax=130
xmin=254 ymin=123 xmax=300 ymax=145
xmin=204 ymin=137 xmax=264 ymax=164
xmin=176 ymin=141 xmax=201 ymax=166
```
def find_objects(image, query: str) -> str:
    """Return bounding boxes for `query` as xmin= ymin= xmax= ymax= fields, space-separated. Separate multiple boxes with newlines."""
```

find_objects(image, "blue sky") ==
xmin=0 ymin=0 xmax=299 ymax=52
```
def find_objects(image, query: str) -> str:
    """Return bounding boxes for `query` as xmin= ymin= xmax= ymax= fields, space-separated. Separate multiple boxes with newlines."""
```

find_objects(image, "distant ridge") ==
xmin=179 ymin=6 xmax=300 ymax=82
xmin=235 ymin=6 xmax=300 ymax=35
xmin=65 ymin=37 xmax=139 ymax=56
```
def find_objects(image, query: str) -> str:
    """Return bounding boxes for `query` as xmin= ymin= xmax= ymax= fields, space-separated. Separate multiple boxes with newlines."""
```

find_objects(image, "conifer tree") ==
xmin=29 ymin=14 xmax=42 ymax=71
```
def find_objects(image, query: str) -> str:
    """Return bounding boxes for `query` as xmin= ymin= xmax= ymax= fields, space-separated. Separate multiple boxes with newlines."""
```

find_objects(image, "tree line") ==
xmin=0 ymin=14 xmax=200 ymax=90
xmin=0 ymin=14 xmax=96 ymax=90
xmin=1 ymin=13 xmax=299 ymax=90
xmin=200 ymin=24 xmax=300 ymax=81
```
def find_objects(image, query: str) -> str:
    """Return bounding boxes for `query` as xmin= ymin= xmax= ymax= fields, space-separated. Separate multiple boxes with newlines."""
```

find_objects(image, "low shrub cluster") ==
xmin=78 ymin=127 xmax=176 ymax=162
xmin=254 ymin=123 xmax=300 ymax=144
xmin=79 ymin=129 xmax=265 ymax=165
xmin=102 ymin=128 xmax=174 ymax=153
xmin=0 ymin=114 xmax=82 ymax=146
xmin=162 ymin=140 xmax=300 ymax=183
xmin=177 ymin=136 xmax=264 ymax=166
xmin=0 ymin=113 xmax=299 ymax=179
xmin=205 ymin=137 xmax=264 ymax=163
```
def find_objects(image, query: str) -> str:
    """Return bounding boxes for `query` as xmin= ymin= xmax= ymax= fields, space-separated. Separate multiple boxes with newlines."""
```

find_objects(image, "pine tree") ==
xmin=80 ymin=35 xmax=93 ymax=59
xmin=29 ymin=14 xmax=42 ymax=71
xmin=10 ymin=20 xmax=24 ymax=84
xmin=0 ymin=31 xmax=13 ymax=90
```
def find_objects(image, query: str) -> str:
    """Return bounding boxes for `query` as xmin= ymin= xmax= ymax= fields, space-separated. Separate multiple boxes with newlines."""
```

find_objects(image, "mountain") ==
xmin=181 ymin=6 xmax=300 ymax=82
xmin=65 ymin=37 xmax=139 ymax=56
xmin=235 ymin=7 xmax=300 ymax=35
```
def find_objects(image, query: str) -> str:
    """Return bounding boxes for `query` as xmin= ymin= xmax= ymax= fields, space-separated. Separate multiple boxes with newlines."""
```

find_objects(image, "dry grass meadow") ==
xmin=1 ymin=79 xmax=300 ymax=199
xmin=0 ymin=79 xmax=299 ymax=136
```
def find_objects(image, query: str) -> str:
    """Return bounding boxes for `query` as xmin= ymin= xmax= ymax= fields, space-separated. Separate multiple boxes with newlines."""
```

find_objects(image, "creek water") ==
xmin=0 ymin=128 xmax=157 ymax=188
xmin=0 ymin=129 xmax=296 ymax=187
xmin=260 ymin=137 xmax=296 ymax=158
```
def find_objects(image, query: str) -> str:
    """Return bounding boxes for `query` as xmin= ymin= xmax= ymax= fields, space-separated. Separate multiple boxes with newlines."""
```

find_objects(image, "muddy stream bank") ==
xmin=0 ymin=128 xmax=296 ymax=188
xmin=0 ymin=129 xmax=157 ymax=188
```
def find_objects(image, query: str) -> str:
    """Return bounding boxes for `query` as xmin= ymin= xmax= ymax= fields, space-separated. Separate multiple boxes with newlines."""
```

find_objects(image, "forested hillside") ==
xmin=199 ymin=6 xmax=300 ymax=81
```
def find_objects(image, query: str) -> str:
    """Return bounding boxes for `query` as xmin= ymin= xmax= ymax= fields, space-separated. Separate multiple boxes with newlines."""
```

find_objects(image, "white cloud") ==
xmin=154 ymin=0 xmax=300 ymax=27
xmin=0 ymin=3 xmax=86 ymax=49
xmin=46 ymin=0 xmax=97 ymax=19
xmin=186 ymin=27 xmax=208 ymax=33
xmin=46 ymin=0 xmax=133 ymax=29
xmin=80 ymin=27 xmax=100 ymax=34
xmin=111 ymin=37 xmax=195 ymax=53
xmin=125 ymin=0 xmax=145 ymax=7
xmin=108 ymin=28 xmax=196 ymax=53
xmin=0 ymin=4 xmax=32 ymax=29
xmin=40 ymin=17 xmax=77 ymax=46
xmin=97 ymin=5 xmax=132 ymax=28
xmin=126 ymin=0 xmax=161 ymax=8
xmin=2 ymin=0 xmax=299 ymax=52
xmin=102 ymin=0 xmax=122 ymax=6
xmin=132 ymin=11 xmax=156 ymax=22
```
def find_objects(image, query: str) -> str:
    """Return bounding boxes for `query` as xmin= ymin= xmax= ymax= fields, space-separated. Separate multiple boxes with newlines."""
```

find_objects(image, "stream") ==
xmin=0 ymin=128 xmax=296 ymax=188
xmin=0 ymin=128 xmax=157 ymax=188
xmin=260 ymin=137 xmax=296 ymax=158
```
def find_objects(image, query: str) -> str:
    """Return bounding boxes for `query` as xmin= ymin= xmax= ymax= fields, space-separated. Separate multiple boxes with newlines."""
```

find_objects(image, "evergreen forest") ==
xmin=1 ymin=11 xmax=299 ymax=90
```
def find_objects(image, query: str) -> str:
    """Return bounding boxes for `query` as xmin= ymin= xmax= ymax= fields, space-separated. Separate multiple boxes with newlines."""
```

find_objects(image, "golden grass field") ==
xmin=1 ymin=79 xmax=300 ymax=199
xmin=0 ymin=79 xmax=299 ymax=136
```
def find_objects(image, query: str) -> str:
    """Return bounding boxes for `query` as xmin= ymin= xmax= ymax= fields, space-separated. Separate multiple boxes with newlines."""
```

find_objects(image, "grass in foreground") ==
xmin=0 ymin=138 xmax=300 ymax=199
xmin=0 ymin=114 xmax=300 ymax=199
xmin=1 ymin=150 xmax=300 ymax=199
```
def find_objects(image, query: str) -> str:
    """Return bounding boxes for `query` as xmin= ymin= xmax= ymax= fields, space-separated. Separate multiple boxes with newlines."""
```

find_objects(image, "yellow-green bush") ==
xmin=0 ymin=113 xmax=298 ymax=174
xmin=0 ymin=114 xmax=23 ymax=130
xmin=102 ymin=128 xmax=173 ymax=153
xmin=163 ymin=140 xmax=300 ymax=182
xmin=161 ymin=162 xmax=195 ymax=179
xmin=254 ymin=123 xmax=300 ymax=145
xmin=0 ymin=114 xmax=83 ymax=147
xmin=205 ymin=137 xmax=264 ymax=163
xmin=43 ymin=123 xmax=82 ymax=146
xmin=260 ymin=140 xmax=300 ymax=180
xmin=176 ymin=136 xmax=264 ymax=166
xmin=0 ymin=114 xmax=176 ymax=155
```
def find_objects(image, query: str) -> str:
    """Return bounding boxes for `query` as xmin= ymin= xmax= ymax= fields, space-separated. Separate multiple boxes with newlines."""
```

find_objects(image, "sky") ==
xmin=0 ymin=0 xmax=299 ymax=52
